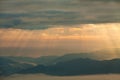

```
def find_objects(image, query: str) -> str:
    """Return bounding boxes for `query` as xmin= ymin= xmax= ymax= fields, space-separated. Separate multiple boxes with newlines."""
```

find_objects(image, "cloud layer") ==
xmin=0 ymin=0 xmax=120 ymax=29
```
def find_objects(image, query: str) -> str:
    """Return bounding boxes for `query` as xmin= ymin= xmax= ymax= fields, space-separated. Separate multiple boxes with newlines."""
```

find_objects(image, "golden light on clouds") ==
xmin=0 ymin=23 xmax=120 ymax=57
xmin=0 ymin=23 xmax=120 ymax=46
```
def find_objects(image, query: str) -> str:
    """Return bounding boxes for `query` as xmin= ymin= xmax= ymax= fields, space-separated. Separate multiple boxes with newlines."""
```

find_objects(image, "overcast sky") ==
xmin=0 ymin=0 xmax=120 ymax=29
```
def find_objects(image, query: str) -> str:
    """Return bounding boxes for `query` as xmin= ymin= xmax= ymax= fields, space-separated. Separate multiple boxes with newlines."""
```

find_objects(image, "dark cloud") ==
xmin=0 ymin=0 xmax=120 ymax=29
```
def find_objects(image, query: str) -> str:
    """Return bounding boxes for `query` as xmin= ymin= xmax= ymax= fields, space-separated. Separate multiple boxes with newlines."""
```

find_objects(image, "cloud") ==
xmin=0 ymin=0 xmax=120 ymax=29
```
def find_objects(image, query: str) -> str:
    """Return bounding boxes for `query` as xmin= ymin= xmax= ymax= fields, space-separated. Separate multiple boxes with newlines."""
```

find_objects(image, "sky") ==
xmin=0 ymin=0 xmax=120 ymax=57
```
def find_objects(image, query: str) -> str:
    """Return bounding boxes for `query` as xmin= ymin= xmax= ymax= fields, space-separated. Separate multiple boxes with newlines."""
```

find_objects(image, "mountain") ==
xmin=0 ymin=56 xmax=59 ymax=76
xmin=0 ymin=57 xmax=35 ymax=76
xmin=5 ymin=56 xmax=59 ymax=66
xmin=43 ymin=48 xmax=120 ymax=64
xmin=35 ymin=56 xmax=59 ymax=65
xmin=53 ymin=53 xmax=96 ymax=63
xmin=18 ymin=58 xmax=120 ymax=76
xmin=1 ymin=48 xmax=120 ymax=76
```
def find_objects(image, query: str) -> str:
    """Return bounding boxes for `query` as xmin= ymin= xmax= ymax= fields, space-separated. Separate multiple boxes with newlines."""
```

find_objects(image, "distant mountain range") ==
xmin=0 ymin=57 xmax=34 ymax=76
xmin=18 ymin=58 xmax=120 ymax=76
xmin=0 ymin=48 xmax=120 ymax=76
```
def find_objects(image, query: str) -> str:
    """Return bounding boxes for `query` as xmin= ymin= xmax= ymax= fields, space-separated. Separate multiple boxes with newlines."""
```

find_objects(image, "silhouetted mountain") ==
xmin=18 ymin=58 xmax=120 ymax=76
xmin=18 ymin=65 xmax=46 ymax=74
xmin=53 ymin=53 xmax=94 ymax=63
xmin=35 ymin=56 xmax=59 ymax=65
xmin=0 ymin=57 xmax=35 ymax=76
xmin=5 ymin=56 xmax=59 ymax=66
xmin=1 ymin=48 xmax=120 ymax=76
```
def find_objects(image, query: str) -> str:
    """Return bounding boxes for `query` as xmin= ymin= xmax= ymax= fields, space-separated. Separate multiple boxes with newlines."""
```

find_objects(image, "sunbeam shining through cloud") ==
xmin=0 ymin=23 xmax=120 ymax=58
